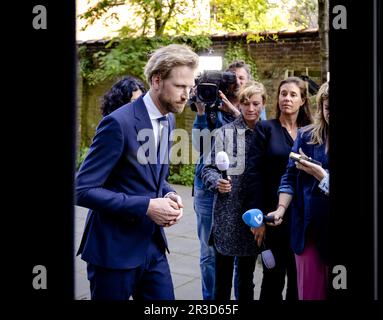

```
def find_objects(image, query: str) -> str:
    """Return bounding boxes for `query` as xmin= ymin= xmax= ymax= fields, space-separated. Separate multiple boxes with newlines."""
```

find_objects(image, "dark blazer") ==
xmin=245 ymin=119 xmax=294 ymax=211
xmin=278 ymin=127 xmax=330 ymax=263
xmin=244 ymin=119 xmax=295 ymax=245
xmin=76 ymin=96 xmax=175 ymax=269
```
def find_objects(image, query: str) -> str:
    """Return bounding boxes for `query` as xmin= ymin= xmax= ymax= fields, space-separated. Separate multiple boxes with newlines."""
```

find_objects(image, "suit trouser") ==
xmin=87 ymin=237 xmax=174 ymax=300
xmin=214 ymin=249 xmax=257 ymax=300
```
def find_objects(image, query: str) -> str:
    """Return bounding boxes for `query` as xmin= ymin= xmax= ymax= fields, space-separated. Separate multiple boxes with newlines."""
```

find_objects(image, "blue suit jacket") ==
xmin=76 ymin=96 xmax=175 ymax=269
xmin=279 ymin=127 xmax=330 ymax=263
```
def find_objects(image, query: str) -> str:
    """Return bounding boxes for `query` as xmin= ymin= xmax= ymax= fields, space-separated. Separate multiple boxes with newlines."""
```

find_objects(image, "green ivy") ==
xmin=168 ymin=164 xmax=195 ymax=187
xmin=223 ymin=42 xmax=259 ymax=80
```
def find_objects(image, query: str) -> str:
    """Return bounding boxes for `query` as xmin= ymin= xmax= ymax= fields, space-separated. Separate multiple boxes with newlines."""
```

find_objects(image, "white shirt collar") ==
xmin=143 ymin=92 xmax=166 ymax=120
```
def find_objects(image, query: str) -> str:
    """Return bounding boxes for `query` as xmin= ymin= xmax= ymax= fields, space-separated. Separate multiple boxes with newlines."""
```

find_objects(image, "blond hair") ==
xmin=239 ymin=81 xmax=267 ymax=104
xmin=302 ymin=82 xmax=329 ymax=151
xmin=144 ymin=44 xmax=199 ymax=85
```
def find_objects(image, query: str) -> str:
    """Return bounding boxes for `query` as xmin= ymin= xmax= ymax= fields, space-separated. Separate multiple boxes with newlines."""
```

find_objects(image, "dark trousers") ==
xmin=87 ymin=238 xmax=174 ymax=300
xmin=259 ymin=226 xmax=298 ymax=301
xmin=214 ymin=249 xmax=257 ymax=300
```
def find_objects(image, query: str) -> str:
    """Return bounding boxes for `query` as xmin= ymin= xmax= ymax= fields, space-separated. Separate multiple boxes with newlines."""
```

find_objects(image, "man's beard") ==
xmin=158 ymin=92 xmax=186 ymax=114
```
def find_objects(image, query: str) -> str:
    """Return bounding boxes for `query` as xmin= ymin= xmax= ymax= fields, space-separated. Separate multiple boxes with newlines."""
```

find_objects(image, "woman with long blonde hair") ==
xmin=268 ymin=81 xmax=330 ymax=300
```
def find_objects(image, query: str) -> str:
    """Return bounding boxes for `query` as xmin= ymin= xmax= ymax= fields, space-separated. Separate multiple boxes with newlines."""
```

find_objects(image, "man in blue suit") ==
xmin=76 ymin=44 xmax=199 ymax=300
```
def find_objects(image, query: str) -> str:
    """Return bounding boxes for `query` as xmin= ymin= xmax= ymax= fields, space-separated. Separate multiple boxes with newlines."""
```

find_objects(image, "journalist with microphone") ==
xmin=244 ymin=76 xmax=313 ymax=301
xmin=75 ymin=44 xmax=199 ymax=300
xmin=191 ymin=60 xmax=255 ymax=300
xmin=201 ymin=81 xmax=267 ymax=300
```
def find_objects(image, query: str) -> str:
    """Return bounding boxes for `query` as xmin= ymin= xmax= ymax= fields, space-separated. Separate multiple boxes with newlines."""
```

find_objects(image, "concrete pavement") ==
xmin=74 ymin=184 xmax=268 ymax=300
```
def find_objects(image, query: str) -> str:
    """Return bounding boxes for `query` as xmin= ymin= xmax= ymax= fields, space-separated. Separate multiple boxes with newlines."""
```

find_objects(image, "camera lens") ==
xmin=197 ymin=83 xmax=219 ymax=104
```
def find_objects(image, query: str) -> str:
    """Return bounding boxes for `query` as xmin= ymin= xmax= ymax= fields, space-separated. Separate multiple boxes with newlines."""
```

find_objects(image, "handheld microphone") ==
xmin=261 ymin=249 xmax=276 ymax=269
xmin=242 ymin=208 xmax=275 ymax=228
xmin=242 ymin=209 xmax=276 ymax=269
xmin=216 ymin=151 xmax=230 ymax=180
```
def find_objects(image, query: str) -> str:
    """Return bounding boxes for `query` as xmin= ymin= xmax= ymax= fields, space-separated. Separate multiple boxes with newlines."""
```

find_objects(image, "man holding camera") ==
xmin=192 ymin=60 xmax=256 ymax=300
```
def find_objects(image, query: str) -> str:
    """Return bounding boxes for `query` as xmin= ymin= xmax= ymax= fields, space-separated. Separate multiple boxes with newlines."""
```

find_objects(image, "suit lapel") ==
xmin=133 ymin=97 xmax=159 ymax=186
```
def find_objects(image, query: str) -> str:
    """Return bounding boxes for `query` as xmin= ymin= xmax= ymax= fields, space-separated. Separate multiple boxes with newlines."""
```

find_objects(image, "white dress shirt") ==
xmin=143 ymin=92 xmax=168 ymax=152
xmin=143 ymin=93 xmax=176 ymax=200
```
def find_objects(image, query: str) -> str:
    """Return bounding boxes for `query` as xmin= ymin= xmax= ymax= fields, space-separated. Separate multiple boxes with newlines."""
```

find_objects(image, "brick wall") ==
xmin=78 ymin=31 xmax=321 ymax=148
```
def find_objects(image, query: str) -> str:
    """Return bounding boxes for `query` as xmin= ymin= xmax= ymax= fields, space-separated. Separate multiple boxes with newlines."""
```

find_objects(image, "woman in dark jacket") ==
xmin=245 ymin=76 xmax=312 ymax=300
xmin=268 ymin=82 xmax=330 ymax=300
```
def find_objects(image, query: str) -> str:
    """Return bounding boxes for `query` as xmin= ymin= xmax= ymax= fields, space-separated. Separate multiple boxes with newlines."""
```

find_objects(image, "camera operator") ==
xmin=192 ymin=60 xmax=252 ymax=300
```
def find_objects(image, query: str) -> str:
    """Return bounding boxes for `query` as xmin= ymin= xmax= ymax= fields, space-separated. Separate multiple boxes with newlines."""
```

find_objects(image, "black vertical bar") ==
xmin=373 ymin=0 xmax=382 ymax=302
xmin=5 ymin=2 xmax=76 ymax=299
xmin=329 ymin=0 xmax=375 ymax=300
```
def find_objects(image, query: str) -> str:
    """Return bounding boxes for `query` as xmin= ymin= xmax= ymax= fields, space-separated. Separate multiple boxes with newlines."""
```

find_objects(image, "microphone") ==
xmin=242 ymin=208 xmax=275 ymax=228
xmin=261 ymin=249 xmax=276 ymax=269
xmin=242 ymin=208 xmax=276 ymax=269
xmin=216 ymin=151 xmax=230 ymax=180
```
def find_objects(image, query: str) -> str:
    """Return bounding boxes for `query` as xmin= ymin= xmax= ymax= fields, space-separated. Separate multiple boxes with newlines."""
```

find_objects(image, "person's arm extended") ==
xmin=192 ymin=103 xmax=209 ymax=151
xmin=218 ymin=90 xmax=241 ymax=117
xmin=266 ymin=130 xmax=304 ymax=226
xmin=265 ymin=193 xmax=293 ymax=226
xmin=76 ymin=116 xmax=151 ymax=219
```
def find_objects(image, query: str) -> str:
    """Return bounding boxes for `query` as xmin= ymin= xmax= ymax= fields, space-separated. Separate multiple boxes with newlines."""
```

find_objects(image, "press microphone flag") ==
xmin=216 ymin=151 xmax=230 ymax=180
xmin=242 ymin=208 xmax=274 ymax=228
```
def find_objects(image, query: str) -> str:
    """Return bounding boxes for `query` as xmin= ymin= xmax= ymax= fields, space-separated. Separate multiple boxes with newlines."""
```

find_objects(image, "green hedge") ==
xmin=168 ymin=164 xmax=195 ymax=187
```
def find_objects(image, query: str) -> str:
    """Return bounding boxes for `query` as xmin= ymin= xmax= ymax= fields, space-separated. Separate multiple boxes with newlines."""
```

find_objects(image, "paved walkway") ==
xmin=75 ymin=184 xmax=267 ymax=300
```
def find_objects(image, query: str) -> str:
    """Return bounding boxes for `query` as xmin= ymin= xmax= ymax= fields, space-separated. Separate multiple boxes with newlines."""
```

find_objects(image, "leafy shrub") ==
xmin=76 ymin=145 xmax=90 ymax=171
xmin=168 ymin=164 xmax=195 ymax=186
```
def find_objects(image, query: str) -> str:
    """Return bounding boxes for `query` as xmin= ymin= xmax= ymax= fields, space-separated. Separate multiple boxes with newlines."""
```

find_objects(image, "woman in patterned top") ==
xmin=201 ymin=81 xmax=267 ymax=300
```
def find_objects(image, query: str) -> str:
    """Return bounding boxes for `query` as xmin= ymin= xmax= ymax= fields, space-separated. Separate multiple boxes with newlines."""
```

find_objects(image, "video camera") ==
xmin=188 ymin=70 xmax=237 ymax=112
xmin=299 ymin=75 xmax=320 ymax=95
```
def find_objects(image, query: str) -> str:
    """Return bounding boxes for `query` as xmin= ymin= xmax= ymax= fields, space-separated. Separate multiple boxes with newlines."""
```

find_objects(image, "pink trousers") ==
xmin=295 ymin=239 xmax=329 ymax=300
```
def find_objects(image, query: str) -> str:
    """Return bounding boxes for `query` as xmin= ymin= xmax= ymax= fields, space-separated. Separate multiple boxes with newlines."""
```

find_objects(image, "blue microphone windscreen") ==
xmin=242 ymin=209 xmax=264 ymax=228
xmin=261 ymin=249 xmax=276 ymax=269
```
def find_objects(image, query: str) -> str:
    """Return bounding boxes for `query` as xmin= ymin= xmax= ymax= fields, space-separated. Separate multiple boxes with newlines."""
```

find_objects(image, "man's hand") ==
xmin=147 ymin=198 xmax=182 ymax=227
xmin=217 ymin=177 xmax=232 ymax=193
xmin=196 ymin=102 xmax=206 ymax=115
xmin=165 ymin=192 xmax=184 ymax=225
xmin=251 ymin=224 xmax=265 ymax=247
xmin=295 ymin=148 xmax=327 ymax=181
xmin=218 ymin=90 xmax=240 ymax=117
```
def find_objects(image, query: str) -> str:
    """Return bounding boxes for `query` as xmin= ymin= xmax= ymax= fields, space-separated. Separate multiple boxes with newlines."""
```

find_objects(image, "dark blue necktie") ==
xmin=157 ymin=116 xmax=169 ymax=177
